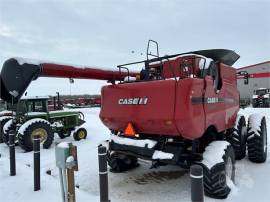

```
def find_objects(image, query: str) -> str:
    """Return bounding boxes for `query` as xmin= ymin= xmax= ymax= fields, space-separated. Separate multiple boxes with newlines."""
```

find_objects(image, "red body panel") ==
xmin=162 ymin=56 xmax=200 ymax=79
xmin=100 ymin=80 xmax=179 ymax=136
xmin=174 ymin=78 xmax=205 ymax=139
xmin=100 ymin=63 xmax=239 ymax=140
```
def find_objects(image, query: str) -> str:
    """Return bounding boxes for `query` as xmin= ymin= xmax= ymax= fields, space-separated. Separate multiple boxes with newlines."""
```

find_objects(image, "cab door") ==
xmin=203 ymin=64 xmax=226 ymax=132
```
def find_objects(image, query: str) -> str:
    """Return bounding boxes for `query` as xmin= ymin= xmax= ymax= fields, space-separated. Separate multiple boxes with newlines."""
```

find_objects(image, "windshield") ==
xmin=255 ymin=89 xmax=269 ymax=96
xmin=16 ymin=101 xmax=28 ymax=115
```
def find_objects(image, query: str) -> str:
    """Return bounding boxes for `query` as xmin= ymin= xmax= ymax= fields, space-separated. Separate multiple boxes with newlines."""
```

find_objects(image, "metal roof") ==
xmin=237 ymin=61 xmax=270 ymax=71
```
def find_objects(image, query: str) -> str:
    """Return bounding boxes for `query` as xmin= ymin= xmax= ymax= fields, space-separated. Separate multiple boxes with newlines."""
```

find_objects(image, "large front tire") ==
xmin=200 ymin=141 xmax=235 ymax=199
xmin=18 ymin=120 xmax=54 ymax=152
xmin=247 ymin=114 xmax=267 ymax=163
xmin=107 ymin=152 xmax=139 ymax=173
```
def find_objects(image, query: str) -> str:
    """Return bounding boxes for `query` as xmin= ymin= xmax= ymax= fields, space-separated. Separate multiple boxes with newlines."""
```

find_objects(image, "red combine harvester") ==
xmin=0 ymin=41 xmax=267 ymax=198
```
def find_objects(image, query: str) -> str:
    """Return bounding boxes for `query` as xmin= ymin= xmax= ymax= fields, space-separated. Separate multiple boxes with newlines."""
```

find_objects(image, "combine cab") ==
xmin=252 ymin=88 xmax=270 ymax=108
xmin=0 ymin=41 xmax=267 ymax=198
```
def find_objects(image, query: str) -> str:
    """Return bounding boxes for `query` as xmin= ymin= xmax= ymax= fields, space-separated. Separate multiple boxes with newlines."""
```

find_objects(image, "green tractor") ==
xmin=2 ymin=96 xmax=87 ymax=152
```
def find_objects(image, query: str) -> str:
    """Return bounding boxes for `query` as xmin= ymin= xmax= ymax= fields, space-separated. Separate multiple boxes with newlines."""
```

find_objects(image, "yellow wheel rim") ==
xmin=78 ymin=130 xmax=85 ymax=139
xmin=31 ymin=128 xmax=48 ymax=143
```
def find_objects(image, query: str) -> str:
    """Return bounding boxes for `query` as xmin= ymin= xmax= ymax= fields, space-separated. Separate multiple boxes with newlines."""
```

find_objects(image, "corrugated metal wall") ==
xmin=237 ymin=61 xmax=270 ymax=100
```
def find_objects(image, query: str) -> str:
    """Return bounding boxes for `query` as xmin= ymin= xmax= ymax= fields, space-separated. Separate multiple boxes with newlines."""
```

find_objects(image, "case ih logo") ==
xmin=118 ymin=97 xmax=148 ymax=105
xmin=207 ymin=97 xmax=219 ymax=104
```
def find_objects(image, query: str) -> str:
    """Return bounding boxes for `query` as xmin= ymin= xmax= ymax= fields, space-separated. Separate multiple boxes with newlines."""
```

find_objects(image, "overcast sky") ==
xmin=0 ymin=0 xmax=269 ymax=96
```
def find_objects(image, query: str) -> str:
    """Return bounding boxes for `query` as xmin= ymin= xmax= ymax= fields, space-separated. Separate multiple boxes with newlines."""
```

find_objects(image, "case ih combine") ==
xmin=0 ymin=41 xmax=267 ymax=198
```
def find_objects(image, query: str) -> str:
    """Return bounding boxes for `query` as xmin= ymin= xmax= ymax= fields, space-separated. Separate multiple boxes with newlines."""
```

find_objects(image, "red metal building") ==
xmin=237 ymin=61 xmax=270 ymax=104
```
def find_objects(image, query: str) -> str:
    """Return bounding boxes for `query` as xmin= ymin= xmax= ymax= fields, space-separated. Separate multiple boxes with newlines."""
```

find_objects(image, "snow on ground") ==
xmin=0 ymin=107 xmax=270 ymax=202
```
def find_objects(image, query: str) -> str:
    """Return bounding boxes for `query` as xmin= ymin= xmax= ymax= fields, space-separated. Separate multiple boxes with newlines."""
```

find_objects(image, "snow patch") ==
xmin=25 ymin=112 xmax=47 ymax=116
xmin=0 ymin=107 xmax=269 ymax=202
xmin=248 ymin=113 xmax=264 ymax=136
xmin=124 ymin=76 xmax=136 ymax=82
xmin=0 ymin=116 xmax=12 ymax=122
xmin=57 ymin=142 xmax=70 ymax=148
xmin=201 ymin=141 xmax=230 ymax=169
xmin=3 ymin=119 xmax=13 ymax=133
xmin=14 ymin=57 xmax=115 ymax=71
xmin=234 ymin=114 xmax=244 ymax=130
xmin=110 ymin=135 xmax=157 ymax=149
xmin=152 ymin=150 xmax=174 ymax=160
xmin=66 ymin=156 xmax=74 ymax=163
xmin=18 ymin=118 xmax=50 ymax=135
xmin=49 ymin=109 xmax=79 ymax=114
xmin=226 ymin=176 xmax=238 ymax=195
xmin=51 ymin=121 xmax=63 ymax=128
xmin=21 ymin=96 xmax=50 ymax=100
xmin=66 ymin=103 xmax=76 ymax=107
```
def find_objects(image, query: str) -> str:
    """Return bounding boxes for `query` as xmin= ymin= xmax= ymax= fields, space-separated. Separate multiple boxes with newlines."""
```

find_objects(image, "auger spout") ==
xmin=0 ymin=58 xmax=139 ymax=103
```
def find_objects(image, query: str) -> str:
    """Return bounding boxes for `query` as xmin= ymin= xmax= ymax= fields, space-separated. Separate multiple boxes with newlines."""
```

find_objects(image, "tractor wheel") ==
xmin=0 ymin=117 xmax=12 ymax=143
xmin=252 ymin=100 xmax=257 ymax=108
xmin=247 ymin=114 xmax=267 ymax=163
xmin=58 ymin=130 xmax=72 ymax=139
xmin=73 ymin=128 xmax=87 ymax=141
xmin=228 ymin=115 xmax=247 ymax=160
xmin=2 ymin=119 xmax=17 ymax=146
xmin=18 ymin=121 xmax=54 ymax=152
xmin=200 ymin=141 xmax=235 ymax=199
xmin=107 ymin=152 xmax=139 ymax=173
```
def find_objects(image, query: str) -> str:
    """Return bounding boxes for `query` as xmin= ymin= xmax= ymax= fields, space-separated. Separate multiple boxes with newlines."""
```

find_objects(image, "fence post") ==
xmin=98 ymin=146 xmax=109 ymax=202
xmin=33 ymin=138 xmax=40 ymax=191
xmin=67 ymin=144 xmax=78 ymax=202
xmin=190 ymin=165 xmax=204 ymax=202
xmin=9 ymin=130 xmax=16 ymax=176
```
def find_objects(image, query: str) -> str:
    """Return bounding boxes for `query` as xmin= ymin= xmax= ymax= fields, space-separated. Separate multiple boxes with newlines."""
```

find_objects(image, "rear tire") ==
xmin=2 ymin=119 xmax=17 ymax=146
xmin=228 ymin=115 xmax=247 ymax=160
xmin=18 ymin=121 xmax=54 ymax=152
xmin=0 ymin=117 xmax=12 ymax=143
xmin=200 ymin=141 xmax=235 ymax=199
xmin=247 ymin=114 xmax=267 ymax=163
xmin=107 ymin=152 xmax=139 ymax=172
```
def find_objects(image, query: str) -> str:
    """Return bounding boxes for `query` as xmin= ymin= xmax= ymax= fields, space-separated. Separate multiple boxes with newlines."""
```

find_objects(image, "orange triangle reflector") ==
xmin=124 ymin=122 xmax=136 ymax=137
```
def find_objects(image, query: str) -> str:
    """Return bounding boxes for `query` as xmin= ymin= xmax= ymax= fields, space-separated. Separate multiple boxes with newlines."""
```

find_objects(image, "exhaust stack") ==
xmin=1 ymin=58 xmax=138 ymax=103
